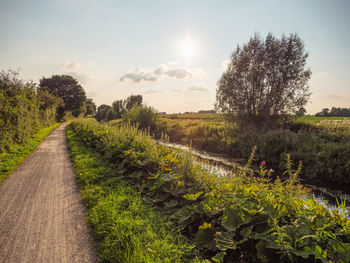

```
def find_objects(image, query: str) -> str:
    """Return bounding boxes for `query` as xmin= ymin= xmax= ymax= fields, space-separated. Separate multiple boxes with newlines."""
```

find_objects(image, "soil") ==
xmin=0 ymin=123 xmax=97 ymax=263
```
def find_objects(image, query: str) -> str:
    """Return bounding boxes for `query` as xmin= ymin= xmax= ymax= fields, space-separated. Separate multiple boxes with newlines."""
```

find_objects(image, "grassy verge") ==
xmin=0 ymin=123 xmax=60 ymax=185
xmin=66 ymin=124 xmax=203 ymax=263
xmin=69 ymin=119 xmax=350 ymax=263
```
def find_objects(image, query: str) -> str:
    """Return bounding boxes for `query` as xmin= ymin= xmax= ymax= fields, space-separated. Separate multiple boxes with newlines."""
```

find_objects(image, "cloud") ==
xmin=120 ymin=64 xmax=203 ymax=83
xmin=60 ymin=60 xmax=94 ymax=84
xmin=172 ymin=84 xmax=208 ymax=93
xmin=172 ymin=89 xmax=184 ymax=93
xmin=188 ymin=85 xmax=208 ymax=92
xmin=144 ymin=89 xmax=162 ymax=94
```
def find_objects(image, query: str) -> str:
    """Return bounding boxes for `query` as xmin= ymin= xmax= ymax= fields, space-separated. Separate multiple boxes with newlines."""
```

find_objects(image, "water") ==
xmin=161 ymin=141 xmax=350 ymax=216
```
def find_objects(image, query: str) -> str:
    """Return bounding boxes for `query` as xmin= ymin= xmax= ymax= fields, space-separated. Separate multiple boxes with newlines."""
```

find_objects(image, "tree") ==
xmin=296 ymin=107 xmax=306 ymax=116
xmin=95 ymin=104 xmax=112 ymax=121
xmin=216 ymin=33 xmax=311 ymax=124
xmin=125 ymin=95 xmax=143 ymax=110
xmin=106 ymin=108 xmax=117 ymax=121
xmin=112 ymin=99 xmax=126 ymax=118
xmin=39 ymin=75 xmax=87 ymax=117
xmin=85 ymin=98 xmax=96 ymax=115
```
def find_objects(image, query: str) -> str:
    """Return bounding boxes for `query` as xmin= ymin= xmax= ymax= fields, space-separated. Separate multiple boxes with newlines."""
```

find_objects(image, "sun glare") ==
xmin=180 ymin=38 xmax=196 ymax=59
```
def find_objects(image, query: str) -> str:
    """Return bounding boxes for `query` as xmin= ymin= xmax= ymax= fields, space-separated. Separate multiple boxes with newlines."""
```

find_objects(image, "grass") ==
xmin=161 ymin=113 xmax=224 ymax=122
xmin=66 ymin=124 xmax=203 ymax=263
xmin=69 ymin=119 xmax=350 ymax=262
xmin=152 ymin=115 xmax=350 ymax=186
xmin=296 ymin=116 xmax=350 ymax=122
xmin=0 ymin=123 xmax=60 ymax=185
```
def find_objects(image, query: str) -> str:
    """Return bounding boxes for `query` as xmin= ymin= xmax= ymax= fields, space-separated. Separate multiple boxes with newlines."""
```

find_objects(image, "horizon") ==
xmin=1 ymin=0 xmax=349 ymax=114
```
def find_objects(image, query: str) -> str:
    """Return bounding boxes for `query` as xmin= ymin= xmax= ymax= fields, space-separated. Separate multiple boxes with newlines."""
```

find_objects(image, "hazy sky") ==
xmin=1 ymin=0 xmax=349 ymax=114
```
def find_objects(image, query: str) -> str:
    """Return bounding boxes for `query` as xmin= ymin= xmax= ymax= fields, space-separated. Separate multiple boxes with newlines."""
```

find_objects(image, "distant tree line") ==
xmin=95 ymin=95 xmax=143 ymax=121
xmin=315 ymin=107 xmax=350 ymax=117
xmin=0 ymin=70 xmax=96 ymax=153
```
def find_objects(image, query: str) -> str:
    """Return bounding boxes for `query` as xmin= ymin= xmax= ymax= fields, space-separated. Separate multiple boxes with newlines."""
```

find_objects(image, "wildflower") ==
xmin=269 ymin=168 xmax=274 ymax=173
xmin=315 ymin=198 xmax=321 ymax=202
xmin=260 ymin=160 xmax=266 ymax=166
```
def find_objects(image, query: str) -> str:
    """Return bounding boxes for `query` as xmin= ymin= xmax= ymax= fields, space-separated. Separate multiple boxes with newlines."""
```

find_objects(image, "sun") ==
xmin=179 ymin=38 xmax=196 ymax=59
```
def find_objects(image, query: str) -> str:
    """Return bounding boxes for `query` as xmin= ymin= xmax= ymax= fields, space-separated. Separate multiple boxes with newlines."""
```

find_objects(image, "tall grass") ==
xmin=66 ymin=125 xmax=203 ymax=262
xmin=69 ymin=119 xmax=350 ymax=262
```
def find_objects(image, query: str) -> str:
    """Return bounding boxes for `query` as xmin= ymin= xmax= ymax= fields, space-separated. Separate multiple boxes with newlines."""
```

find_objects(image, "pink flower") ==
xmin=269 ymin=169 xmax=274 ymax=173
xmin=315 ymin=198 xmax=321 ymax=202
xmin=260 ymin=161 xmax=266 ymax=166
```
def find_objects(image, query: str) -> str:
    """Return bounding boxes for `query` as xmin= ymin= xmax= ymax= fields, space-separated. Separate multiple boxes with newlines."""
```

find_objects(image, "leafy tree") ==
xmin=106 ymin=108 xmax=118 ymax=121
xmin=112 ymin=99 xmax=126 ymax=118
xmin=296 ymin=107 xmax=306 ymax=116
xmin=39 ymin=75 xmax=87 ymax=117
xmin=125 ymin=95 xmax=143 ymax=110
xmin=122 ymin=105 xmax=159 ymax=130
xmin=216 ymin=33 xmax=311 ymax=124
xmin=95 ymin=104 xmax=112 ymax=121
xmin=85 ymin=98 xmax=96 ymax=115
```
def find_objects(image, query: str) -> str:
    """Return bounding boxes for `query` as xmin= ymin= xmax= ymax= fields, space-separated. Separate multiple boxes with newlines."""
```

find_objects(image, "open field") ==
xmin=161 ymin=113 xmax=350 ymax=123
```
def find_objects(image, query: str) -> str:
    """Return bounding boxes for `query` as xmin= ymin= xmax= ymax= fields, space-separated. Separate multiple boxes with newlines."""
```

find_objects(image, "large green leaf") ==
xmin=170 ymin=205 xmax=196 ymax=222
xmin=215 ymin=231 xmax=237 ymax=250
xmin=193 ymin=228 xmax=216 ymax=250
xmin=221 ymin=207 xmax=251 ymax=232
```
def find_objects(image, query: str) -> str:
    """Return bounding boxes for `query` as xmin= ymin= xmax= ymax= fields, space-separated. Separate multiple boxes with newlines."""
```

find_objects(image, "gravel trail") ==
xmin=0 ymin=123 xmax=97 ymax=263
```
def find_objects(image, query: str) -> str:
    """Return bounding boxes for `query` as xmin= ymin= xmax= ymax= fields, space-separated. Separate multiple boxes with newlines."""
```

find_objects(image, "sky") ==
xmin=1 ymin=0 xmax=349 ymax=114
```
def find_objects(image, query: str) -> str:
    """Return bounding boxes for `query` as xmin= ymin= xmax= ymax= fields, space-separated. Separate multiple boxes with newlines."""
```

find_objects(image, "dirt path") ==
xmin=0 ymin=124 xmax=97 ymax=263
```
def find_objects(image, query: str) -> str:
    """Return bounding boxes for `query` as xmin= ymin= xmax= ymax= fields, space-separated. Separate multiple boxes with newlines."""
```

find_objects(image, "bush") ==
xmin=122 ymin=105 xmax=159 ymax=131
xmin=0 ymin=70 xmax=60 ymax=153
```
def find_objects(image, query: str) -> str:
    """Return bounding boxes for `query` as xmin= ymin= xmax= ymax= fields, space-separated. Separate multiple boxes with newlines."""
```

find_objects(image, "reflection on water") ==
xmin=161 ymin=141 xmax=349 ymax=217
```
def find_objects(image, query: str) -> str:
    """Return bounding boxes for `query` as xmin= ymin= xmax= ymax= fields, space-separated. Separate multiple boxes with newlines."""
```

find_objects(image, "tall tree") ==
xmin=85 ymin=98 xmax=96 ymax=115
xmin=39 ymin=75 xmax=87 ymax=117
xmin=95 ymin=104 xmax=112 ymax=121
xmin=125 ymin=94 xmax=143 ymax=111
xmin=112 ymin=99 xmax=126 ymax=118
xmin=216 ymin=33 xmax=311 ymax=124
xmin=296 ymin=107 xmax=307 ymax=116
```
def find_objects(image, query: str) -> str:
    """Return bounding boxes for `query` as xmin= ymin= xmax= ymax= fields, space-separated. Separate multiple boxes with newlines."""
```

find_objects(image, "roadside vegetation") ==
xmin=66 ymin=124 xmax=203 ymax=263
xmin=0 ymin=69 xmax=97 ymax=184
xmin=0 ymin=123 xmax=59 ymax=184
xmin=70 ymin=118 xmax=350 ymax=262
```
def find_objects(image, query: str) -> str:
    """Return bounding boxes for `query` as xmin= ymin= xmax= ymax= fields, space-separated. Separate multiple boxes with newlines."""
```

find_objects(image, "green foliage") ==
xmin=70 ymin=119 xmax=350 ymax=262
xmin=95 ymin=104 xmax=112 ymax=122
xmin=0 ymin=123 xmax=59 ymax=184
xmin=112 ymin=99 xmax=126 ymax=118
xmin=155 ymin=117 xmax=350 ymax=186
xmin=85 ymin=98 xmax=96 ymax=115
xmin=66 ymin=125 xmax=202 ymax=262
xmin=39 ymin=75 xmax=87 ymax=118
xmin=216 ymin=33 xmax=311 ymax=125
xmin=125 ymin=94 xmax=143 ymax=110
xmin=0 ymin=70 xmax=60 ymax=153
xmin=123 ymin=105 xmax=159 ymax=130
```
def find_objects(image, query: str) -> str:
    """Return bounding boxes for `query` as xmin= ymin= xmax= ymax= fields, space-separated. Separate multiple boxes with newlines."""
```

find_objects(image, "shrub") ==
xmin=122 ymin=105 xmax=159 ymax=131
